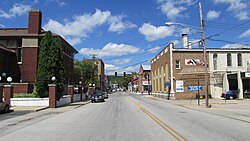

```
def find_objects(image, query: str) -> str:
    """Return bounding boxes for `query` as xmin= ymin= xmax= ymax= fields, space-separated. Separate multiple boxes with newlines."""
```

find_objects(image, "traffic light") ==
xmin=123 ymin=72 xmax=126 ymax=77
xmin=115 ymin=72 xmax=117 ymax=77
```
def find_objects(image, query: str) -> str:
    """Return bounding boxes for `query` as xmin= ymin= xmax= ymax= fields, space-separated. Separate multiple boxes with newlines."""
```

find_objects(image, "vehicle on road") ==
xmin=102 ymin=92 xmax=108 ymax=99
xmin=91 ymin=92 xmax=105 ymax=103
xmin=243 ymin=89 xmax=250 ymax=98
xmin=221 ymin=90 xmax=238 ymax=100
xmin=0 ymin=101 xmax=10 ymax=113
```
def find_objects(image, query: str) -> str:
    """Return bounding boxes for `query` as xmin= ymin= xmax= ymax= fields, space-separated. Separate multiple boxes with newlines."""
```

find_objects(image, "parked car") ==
xmin=102 ymin=92 xmax=108 ymax=99
xmin=0 ymin=101 xmax=10 ymax=113
xmin=221 ymin=90 xmax=238 ymax=100
xmin=91 ymin=92 xmax=105 ymax=103
xmin=244 ymin=89 xmax=250 ymax=98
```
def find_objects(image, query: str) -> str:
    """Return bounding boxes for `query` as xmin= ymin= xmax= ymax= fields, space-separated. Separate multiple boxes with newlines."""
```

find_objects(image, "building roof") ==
xmin=0 ymin=44 xmax=15 ymax=53
xmin=0 ymin=28 xmax=78 ymax=53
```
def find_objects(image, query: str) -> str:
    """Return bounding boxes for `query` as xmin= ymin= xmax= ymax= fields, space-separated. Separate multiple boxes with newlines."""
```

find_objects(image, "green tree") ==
xmin=36 ymin=31 xmax=65 ymax=100
xmin=73 ymin=59 xmax=98 ymax=87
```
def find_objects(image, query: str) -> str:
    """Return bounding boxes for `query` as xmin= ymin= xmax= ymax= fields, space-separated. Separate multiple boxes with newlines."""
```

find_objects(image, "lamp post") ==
xmin=51 ymin=76 xmax=56 ymax=82
xmin=7 ymin=77 xmax=12 ymax=84
xmin=165 ymin=1 xmax=209 ymax=108
xmin=147 ymin=72 xmax=150 ymax=95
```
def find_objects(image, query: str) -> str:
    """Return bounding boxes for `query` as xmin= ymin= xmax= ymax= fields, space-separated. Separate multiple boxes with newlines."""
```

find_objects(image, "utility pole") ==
xmin=199 ymin=0 xmax=209 ymax=108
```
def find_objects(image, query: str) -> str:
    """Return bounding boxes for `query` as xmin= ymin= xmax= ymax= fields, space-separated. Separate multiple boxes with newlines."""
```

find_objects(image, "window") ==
xmin=237 ymin=53 xmax=242 ymax=66
xmin=227 ymin=53 xmax=232 ymax=66
xmin=17 ymin=47 xmax=23 ymax=63
xmin=176 ymin=60 xmax=180 ymax=69
xmin=213 ymin=54 xmax=218 ymax=70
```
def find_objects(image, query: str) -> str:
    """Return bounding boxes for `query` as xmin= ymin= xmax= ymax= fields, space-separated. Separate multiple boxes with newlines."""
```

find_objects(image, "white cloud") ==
xmin=148 ymin=46 xmax=161 ymax=53
xmin=171 ymin=40 xmax=180 ymax=45
xmin=207 ymin=10 xmax=221 ymax=20
xmin=65 ymin=37 xmax=82 ymax=46
xmin=43 ymin=9 xmax=136 ymax=45
xmin=44 ymin=9 xmax=110 ymax=38
xmin=0 ymin=24 xmax=5 ymax=27
xmin=158 ymin=0 xmax=196 ymax=19
xmin=138 ymin=23 xmax=175 ymax=41
xmin=0 ymin=3 xmax=31 ymax=19
xmin=222 ymin=43 xmax=250 ymax=48
xmin=112 ymin=59 xmax=132 ymax=65
xmin=212 ymin=0 xmax=249 ymax=20
xmin=108 ymin=15 xmax=136 ymax=33
xmin=79 ymin=43 xmax=141 ymax=57
xmin=240 ymin=29 xmax=250 ymax=38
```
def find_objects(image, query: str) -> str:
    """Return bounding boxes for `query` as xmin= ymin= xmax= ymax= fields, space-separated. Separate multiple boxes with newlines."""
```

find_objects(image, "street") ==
xmin=0 ymin=92 xmax=249 ymax=141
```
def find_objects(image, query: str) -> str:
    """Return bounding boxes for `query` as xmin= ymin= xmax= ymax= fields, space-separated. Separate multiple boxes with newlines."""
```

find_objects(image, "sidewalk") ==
xmin=10 ymin=100 xmax=91 ymax=112
xmin=133 ymin=92 xmax=250 ymax=123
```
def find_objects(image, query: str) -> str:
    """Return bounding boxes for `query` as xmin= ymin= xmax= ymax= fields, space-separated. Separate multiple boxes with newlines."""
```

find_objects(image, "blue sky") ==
xmin=1 ymin=0 xmax=250 ymax=75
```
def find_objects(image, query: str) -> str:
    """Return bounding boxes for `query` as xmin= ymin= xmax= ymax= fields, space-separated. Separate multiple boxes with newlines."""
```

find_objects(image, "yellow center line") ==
xmin=128 ymin=97 xmax=188 ymax=141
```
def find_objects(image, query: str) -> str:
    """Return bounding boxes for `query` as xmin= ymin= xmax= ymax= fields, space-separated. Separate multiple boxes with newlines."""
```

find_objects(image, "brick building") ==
xmin=151 ymin=34 xmax=250 ymax=99
xmin=95 ymin=59 xmax=105 ymax=92
xmin=0 ymin=10 xmax=78 ymax=93
xmin=137 ymin=65 xmax=151 ymax=93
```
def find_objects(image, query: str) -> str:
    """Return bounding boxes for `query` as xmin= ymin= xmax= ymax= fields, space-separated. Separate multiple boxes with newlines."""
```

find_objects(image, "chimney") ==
xmin=188 ymin=41 xmax=192 ymax=49
xmin=182 ymin=34 xmax=188 ymax=49
xmin=28 ymin=10 xmax=42 ymax=34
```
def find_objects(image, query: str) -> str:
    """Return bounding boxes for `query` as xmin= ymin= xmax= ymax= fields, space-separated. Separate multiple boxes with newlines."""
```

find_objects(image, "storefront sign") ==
xmin=176 ymin=80 xmax=184 ymax=92
xmin=245 ymin=72 xmax=250 ymax=77
xmin=142 ymin=81 xmax=151 ymax=85
xmin=188 ymin=86 xmax=203 ymax=91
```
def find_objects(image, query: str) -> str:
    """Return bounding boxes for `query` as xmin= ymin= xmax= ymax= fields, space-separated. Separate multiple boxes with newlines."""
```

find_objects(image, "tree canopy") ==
xmin=36 ymin=31 xmax=65 ymax=100
xmin=73 ymin=59 xmax=98 ymax=87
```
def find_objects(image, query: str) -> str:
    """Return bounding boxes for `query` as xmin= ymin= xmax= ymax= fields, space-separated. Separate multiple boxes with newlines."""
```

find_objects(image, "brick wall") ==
xmin=19 ymin=47 xmax=38 ymax=83
xmin=12 ymin=83 xmax=34 ymax=93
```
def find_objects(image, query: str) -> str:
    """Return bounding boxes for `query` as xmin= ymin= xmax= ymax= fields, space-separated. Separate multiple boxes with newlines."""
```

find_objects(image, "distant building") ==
xmin=138 ymin=65 xmax=151 ymax=93
xmin=0 ymin=10 xmax=78 ymax=93
xmin=151 ymin=34 xmax=250 ymax=99
xmin=95 ymin=59 xmax=105 ymax=92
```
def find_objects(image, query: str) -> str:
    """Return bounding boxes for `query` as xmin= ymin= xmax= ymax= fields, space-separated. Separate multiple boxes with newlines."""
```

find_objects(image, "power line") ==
xmin=207 ymin=19 xmax=250 ymax=38
xmin=106 ymin=59 xmax=150 ymax=73
xmin=208 ymin=38 xmax=250 ymax=46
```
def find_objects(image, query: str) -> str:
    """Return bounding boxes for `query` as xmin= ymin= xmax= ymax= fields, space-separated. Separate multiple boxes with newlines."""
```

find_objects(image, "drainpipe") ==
xmin=170 ymin=43 xmax=175 ymax=94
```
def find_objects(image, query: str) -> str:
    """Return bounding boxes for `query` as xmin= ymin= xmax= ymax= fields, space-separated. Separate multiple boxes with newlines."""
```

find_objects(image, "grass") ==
xmin=13 ymin=92 xmax=39 ymax=98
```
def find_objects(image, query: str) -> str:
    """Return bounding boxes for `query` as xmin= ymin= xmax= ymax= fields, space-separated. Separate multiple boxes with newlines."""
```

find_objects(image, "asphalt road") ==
xmin=0 ymin=110 xmax=33 ymax=121
xmin=0 ymin=92 xmax=249 ymax=141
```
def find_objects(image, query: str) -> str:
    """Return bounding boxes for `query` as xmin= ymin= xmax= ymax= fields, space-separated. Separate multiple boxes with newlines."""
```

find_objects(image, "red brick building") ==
xmin=0 ymin=10 xmax=78 ymax=93
xmin=137 ymin=65 xmax=151 ymax=93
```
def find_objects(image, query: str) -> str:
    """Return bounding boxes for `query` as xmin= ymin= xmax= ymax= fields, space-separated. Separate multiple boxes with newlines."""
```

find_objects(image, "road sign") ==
xmin=164 ymin=80 xmax=171 ymax=88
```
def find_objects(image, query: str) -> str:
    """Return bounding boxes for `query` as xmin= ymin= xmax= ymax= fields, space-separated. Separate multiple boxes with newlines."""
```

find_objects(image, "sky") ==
xmin=1 ymin=0 xmax=250 ymax=75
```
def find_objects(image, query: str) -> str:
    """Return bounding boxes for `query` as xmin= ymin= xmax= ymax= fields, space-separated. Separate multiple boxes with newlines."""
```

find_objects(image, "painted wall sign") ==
xmin=187 ymin=86 xmax=203 ymax=91
xmin=185 ymin=59 xmax=201 ymax=65
xmin=176 ymin=80 xmax=184 ymax=92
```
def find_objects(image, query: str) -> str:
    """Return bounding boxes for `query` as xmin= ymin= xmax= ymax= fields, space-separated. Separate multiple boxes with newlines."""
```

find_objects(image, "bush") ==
xmin=13 ymin=92 xmax=39 ymax=98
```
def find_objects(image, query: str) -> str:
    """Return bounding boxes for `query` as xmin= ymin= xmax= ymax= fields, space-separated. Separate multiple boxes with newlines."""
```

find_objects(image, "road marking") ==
xmin=128 ymin=97 xmax=187 ymax=141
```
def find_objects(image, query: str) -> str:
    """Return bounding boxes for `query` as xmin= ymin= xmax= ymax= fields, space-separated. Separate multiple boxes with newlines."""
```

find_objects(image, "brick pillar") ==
xmin=0 ymin=84 xmax=3 ymax=102
xmin=79 ymin=86 xmax=82 ymax=101
xmin=49 ymin=84 xmax=57 ymax=108
xmin=68 ymin=85 xmax=74 ymax=103
xmin=4 ymin=85 xmax=13 ymax=105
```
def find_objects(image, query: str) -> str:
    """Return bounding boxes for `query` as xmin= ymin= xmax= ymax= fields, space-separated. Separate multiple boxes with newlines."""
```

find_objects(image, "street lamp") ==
xmin=51 ymin=76 xmax=56 ymax=81
xmin=165 ymin=22 xmax=201 ymax=32
xmin=164 ymin=1 xmax=209 ymax=108
xmin=7 ymin=77 xmax=12 ymax=84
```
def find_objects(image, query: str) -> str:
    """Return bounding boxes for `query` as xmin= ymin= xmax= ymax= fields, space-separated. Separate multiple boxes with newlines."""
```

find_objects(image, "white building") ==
xmin=208 ymin=48 xmax=250 ymax=98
